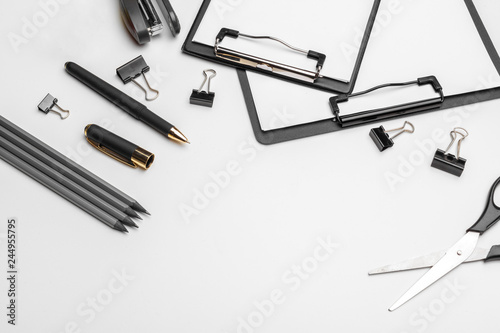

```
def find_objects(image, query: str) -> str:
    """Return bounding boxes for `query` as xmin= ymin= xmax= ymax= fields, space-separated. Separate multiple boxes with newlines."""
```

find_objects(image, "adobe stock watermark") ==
xmin=385 ymin=74 xmax=500 ymax=192
xmin=56 ymin=268 xmax=135 ymax=333
xmin=224 ymin=236 xmax=340 ymax=333
xmin=64 ymin=116 xmax=126 ymax=165
xmin=7 ymin=0 xmax=72 ymax=53
xmin=213 ymin=0 xmax=245 ymax=20
xmin=384 ymin=127 xmax=450 ymax=191
xmin=399 ymin=278 xmax=466 ymax=333
xmin=179 ymin=107 xmax=295 ymax=224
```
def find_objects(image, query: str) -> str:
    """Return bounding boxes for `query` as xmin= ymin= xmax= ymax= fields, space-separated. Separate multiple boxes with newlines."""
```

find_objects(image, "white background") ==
xmin=1 ymin=0 xmax=500 ymax=332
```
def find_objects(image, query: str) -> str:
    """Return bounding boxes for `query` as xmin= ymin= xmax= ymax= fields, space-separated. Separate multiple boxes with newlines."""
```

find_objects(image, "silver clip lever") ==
xmin=443 ymin=127 xmax=468 ymax=159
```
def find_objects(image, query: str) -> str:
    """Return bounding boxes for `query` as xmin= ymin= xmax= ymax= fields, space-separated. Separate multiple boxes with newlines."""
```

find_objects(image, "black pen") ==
xmin=65 ymin=62 xmax=189 ymax=144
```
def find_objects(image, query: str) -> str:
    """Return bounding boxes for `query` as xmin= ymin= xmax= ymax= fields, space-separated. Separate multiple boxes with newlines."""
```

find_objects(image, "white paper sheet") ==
xmin=247 ymin=0 xmax=500 ymax=130
xmin=248 ymin=74 xmax=334 ymax=130
xmin=353 ymin=0 xmax=500 ymax=95
xmin=194 ymin=0 xmax=376 ymax=81
xmin=474 ymin=0 xmax=500 ymax=60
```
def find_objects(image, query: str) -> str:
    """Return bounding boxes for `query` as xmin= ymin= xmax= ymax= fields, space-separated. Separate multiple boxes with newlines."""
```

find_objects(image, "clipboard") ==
xmin=182 ymin=0 xmax=382 ymax=94
xmin=235 ymin=0 xmax=500 ymax=145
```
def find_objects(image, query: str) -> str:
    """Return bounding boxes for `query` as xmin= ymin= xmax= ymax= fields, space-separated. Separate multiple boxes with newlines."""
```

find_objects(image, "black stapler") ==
xmin=119 ymin=0 xmax=181 ymax=45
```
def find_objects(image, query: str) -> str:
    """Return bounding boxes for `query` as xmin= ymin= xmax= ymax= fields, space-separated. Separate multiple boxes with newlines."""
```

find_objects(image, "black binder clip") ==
xmin=369 ymin=121 xmax=415 ymax=152
xmin=190 ymin=69 xmax=216 ymax=107
xmin=431 ymin=127 xmax=469 ymax=177
xmin=117 ymin=55 xmax=159 ymax=101
xmin=37 ymin=94 xmax=70 ymax=120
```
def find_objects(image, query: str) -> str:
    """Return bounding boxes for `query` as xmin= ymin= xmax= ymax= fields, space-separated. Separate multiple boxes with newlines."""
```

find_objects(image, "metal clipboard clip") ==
xmin=214 ymin=28 xmax=326 ymax=83
xmin=330 ymin=76 xmax=445 ymax=127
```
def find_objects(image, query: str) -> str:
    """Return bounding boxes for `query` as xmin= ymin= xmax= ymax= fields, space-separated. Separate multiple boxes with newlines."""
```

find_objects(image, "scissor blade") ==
xmin=368 ymin=247 xmax=490 ymax=275
xmin=389 ymin=232 xmax=480 ymax=311
xmin=369 ymin=251 xmax=446 ymax=275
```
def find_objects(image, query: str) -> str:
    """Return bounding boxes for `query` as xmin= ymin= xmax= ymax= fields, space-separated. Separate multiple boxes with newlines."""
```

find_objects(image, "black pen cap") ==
xmin=84 ymin=124 xmax=154 ymax=170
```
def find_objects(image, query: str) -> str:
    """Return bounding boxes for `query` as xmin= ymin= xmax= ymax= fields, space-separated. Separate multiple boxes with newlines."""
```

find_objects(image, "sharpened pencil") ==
xmin=0 ymin=125 xmax=142 ymax=220
xmin=0 ymin=145 xmax=127 ymax=232
xmin=0 ymin=115 xmax=149 ymax=215
xmin=0 ymin=136 xmax=137 ymax=228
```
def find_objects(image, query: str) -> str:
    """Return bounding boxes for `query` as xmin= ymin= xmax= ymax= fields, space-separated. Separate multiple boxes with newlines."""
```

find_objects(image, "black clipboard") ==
xmin=182 ymin=0 xmax=382 ymax=94
xmin=236 ymin=0 xmax=500 ymax=145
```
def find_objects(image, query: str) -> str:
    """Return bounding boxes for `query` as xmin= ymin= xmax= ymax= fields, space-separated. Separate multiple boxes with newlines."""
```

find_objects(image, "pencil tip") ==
xmin=122 ymin=217 xmax=139 ymax=228
xmin=114 ymin=222 xmax=128 ymax=233
xmin=131 ymin=202 xmax=149 ymax=215
xmin=125 ymin=207 xmax=142 ymax=219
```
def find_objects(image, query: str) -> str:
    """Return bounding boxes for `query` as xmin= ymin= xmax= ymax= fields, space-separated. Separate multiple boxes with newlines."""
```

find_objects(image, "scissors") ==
xmin=369 ymin=177 xmax=500 ymax=311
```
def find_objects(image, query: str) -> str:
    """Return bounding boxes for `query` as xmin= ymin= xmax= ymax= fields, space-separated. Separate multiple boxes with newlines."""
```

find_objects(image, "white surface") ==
xmin=0 ymin=1 xmax=500 ymax=333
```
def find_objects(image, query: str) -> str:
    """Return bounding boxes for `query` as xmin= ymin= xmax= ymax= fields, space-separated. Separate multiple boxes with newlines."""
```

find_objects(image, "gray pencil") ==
xmin=0 ymin=116 xmax=149 ymax=215
xmin=0 ymin=136 xmax=137 ymax=228
xmin=0 ymin=145 xmax=128 ymax=232
xmin=0 ymin=125 xmax=141 ymax=220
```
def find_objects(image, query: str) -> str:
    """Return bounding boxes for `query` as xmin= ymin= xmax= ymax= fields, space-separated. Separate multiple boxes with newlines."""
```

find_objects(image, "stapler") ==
xmin=119 ymin=0 xmax=180 ymax=45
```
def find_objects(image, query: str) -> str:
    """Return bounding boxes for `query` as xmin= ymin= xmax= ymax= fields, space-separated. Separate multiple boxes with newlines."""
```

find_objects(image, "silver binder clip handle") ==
xmin=131 ymin=73 xmax=160 ymax=101
xmin=444 ymin=127 xmax=469 ymax=159
xmin=385 ymin=121 xmax=415 ymax=140
xmin=51 ymin=103 xmax=71 ymax=120
xmin=198 ymin=69 xmax=217 ymax=94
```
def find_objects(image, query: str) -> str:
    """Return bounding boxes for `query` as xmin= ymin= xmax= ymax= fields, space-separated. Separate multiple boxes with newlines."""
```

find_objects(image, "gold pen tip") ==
xmin=168 ymin=127 xmax=189 ymax=144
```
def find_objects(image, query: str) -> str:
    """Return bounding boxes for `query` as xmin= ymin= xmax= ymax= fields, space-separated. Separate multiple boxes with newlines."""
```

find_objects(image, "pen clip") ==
xmin=86 ymin=137 xmax=138 ymax=169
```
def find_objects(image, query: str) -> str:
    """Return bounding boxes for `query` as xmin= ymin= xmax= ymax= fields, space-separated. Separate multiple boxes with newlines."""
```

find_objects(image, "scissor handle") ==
xmin=485 ymin=245 xmax=500 ymax=262
xmin=468 ymin=177 xmax=500 ymax=234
